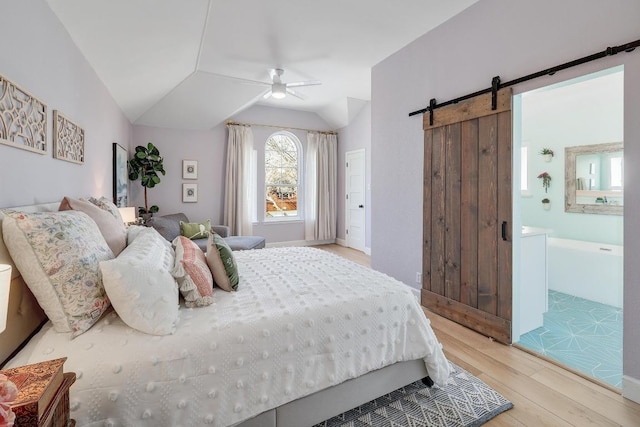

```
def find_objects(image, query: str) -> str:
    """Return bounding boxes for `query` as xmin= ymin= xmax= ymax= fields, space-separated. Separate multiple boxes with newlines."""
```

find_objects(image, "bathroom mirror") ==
xmin=565 ymin=142 xmax=623 ymax=215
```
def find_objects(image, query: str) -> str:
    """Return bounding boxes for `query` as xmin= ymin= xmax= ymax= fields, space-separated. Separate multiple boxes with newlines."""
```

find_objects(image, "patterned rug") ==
xmin=314 ymin=362 xmax=513 ymax=427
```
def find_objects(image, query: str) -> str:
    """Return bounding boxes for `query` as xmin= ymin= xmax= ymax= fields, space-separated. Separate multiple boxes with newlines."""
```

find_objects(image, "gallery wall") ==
xmin=0 ymin=0 xmax=132 ymax=209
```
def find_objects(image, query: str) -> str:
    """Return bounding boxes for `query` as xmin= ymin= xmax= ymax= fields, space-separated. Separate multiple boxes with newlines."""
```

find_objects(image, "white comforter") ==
xmin=7 ymin=247 xmax=449 ymax=427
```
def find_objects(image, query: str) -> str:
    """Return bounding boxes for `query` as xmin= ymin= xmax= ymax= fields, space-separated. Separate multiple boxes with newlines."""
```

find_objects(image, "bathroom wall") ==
xmin=519 ymin=68 xmax=624 ymax=246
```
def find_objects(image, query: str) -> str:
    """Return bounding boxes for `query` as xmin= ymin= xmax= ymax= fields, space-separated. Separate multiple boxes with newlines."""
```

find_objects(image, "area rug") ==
xmin=314 ymin=362 xmax=513 ymax=427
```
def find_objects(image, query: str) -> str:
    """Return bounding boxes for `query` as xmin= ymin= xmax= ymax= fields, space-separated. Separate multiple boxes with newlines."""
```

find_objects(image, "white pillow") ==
xmin=100 ymin=227 xmax=179 ymax=335
xmin=2 ymin=210 xmax=113 ymax=337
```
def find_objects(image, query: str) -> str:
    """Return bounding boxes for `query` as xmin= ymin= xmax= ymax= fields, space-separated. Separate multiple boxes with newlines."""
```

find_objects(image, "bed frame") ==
xmin=0 ymin=202 xmax=430 ymax=427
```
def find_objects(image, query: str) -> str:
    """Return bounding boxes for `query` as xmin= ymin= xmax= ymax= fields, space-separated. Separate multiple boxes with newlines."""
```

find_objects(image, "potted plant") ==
xmin=128 ymin=142 xmax=166 ymax=218
xmin=540 ymin=148 xmax=554 ymax=162
xmin=541 ymin=198 xmax=550 ymax=210
xmin=537 ymin=172 xmax=551 ymax=193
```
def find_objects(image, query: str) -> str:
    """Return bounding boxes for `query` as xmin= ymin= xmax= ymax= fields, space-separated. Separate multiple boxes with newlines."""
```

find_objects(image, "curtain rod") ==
xmin=226 ymin=121 xmax=337 ymax=135
xmin=409 ymin=38 xmax=640 ymax=120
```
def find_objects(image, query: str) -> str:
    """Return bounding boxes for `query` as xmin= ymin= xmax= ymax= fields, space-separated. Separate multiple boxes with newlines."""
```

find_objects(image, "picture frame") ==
xmin=182 ymin=183 xmax=198 ymax=203
xmin=112 ymin=143 xmax=129 ymax=207
xmin=53 ymin=110 xmax=85 ymax=164
xmin=183 ymin=159 xmax=198 ymax=179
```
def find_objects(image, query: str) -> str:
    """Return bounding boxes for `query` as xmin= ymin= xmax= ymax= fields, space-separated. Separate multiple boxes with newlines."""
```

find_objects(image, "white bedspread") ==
xmin=7 ymin=247 xmax=449 ymax=427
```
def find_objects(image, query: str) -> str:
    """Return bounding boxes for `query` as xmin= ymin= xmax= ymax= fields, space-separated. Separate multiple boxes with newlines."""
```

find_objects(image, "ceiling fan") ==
xmin=241 ymin=68 xmax=321 ymax=100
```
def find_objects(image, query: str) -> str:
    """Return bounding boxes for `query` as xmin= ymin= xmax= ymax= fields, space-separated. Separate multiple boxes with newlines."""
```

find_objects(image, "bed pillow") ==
xmin=88 ymin=196 xmax=124 ymax=223
xmin=180 ymin=220 xmax=211 ymax=240
xmin=100 ymin=227 xmax=179 ymax=335
xmin=1 ymin=210 xmax=113 ymax=337
xmin=59 ymin=196 xmax=127 ymax=256
xmin=172 ymin=236 xmax=214 ymax=307
xmin=206 ymin=233 xmax=239 ymax=291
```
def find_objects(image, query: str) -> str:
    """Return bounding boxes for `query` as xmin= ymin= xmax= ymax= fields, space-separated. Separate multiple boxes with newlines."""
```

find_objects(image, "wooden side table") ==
xmin=1 ymin=358 xmax=76 ymax=427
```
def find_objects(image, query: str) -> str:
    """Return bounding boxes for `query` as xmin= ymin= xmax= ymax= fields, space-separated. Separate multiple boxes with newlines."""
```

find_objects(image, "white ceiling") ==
xmin=46 ymin=0 xmax=478 ymax=130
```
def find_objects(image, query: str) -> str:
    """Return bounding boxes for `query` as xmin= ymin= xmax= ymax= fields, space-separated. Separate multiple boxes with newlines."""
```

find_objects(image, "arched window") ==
xmin=265 ymin=131 xmax=301 ymax=219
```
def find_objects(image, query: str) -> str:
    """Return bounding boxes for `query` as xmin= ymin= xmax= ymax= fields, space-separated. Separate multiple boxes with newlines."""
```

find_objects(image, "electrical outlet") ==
xmin=416 ymin=272 xmax=422 ymax=283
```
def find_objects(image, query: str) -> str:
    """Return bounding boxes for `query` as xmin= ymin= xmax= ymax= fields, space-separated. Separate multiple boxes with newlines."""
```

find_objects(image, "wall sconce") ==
xmin=0 ymin=264 xmax=11 ymax=333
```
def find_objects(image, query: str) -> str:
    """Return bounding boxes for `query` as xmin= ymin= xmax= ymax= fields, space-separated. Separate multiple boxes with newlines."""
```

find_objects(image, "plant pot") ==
xmin=543 ymin=154 xmax=553 ymax=162
xmin=542 ymin=202 xmax=551 ymax=211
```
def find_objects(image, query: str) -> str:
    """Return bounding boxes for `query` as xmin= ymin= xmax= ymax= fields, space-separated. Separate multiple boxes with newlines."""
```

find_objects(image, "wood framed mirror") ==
xmin=565 ymin=142 xmax=623 ymax=215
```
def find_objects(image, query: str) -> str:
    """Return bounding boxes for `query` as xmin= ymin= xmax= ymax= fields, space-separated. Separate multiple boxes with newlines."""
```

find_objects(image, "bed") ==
xmin=0 ymin=201 xmax=450 ymax=427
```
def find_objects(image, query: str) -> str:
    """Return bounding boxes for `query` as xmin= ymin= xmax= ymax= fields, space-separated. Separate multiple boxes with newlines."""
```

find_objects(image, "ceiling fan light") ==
xmin=271 ymin=83 xmax=286 ymax=99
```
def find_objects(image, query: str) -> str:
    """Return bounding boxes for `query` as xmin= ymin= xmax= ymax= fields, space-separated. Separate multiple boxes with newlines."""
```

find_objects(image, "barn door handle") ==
xmin=501 ymin=221 xmax=508 ymax=241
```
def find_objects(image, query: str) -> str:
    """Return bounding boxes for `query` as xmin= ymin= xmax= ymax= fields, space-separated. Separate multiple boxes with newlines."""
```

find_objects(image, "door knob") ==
xmin=358 ymin=204 xmax=364 ymax=208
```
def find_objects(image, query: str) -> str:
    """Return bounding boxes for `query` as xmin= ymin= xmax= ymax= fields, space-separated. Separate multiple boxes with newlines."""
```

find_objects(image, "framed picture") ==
xmin=112 ymin=143 xmax=129 ymax=207
xmin=53 ymin=110 xmax=85 ymax=164
xmin=183 ymin=183 xmax=198 ymax=203
xmin=183 ymin=160 xmax=198 ymax=179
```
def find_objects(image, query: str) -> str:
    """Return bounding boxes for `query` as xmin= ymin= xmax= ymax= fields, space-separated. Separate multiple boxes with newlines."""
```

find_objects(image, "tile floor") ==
xmin=517 ymin=290 xmax=623 ymax=388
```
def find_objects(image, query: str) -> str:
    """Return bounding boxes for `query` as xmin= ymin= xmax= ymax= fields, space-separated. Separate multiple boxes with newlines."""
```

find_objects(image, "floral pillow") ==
xmin=59 ymin=196 xmax=126 ymax=256
xmin=172 ymin=236 xmax=213 ymax=307
xmin=88 ymin=196 xmax=124 ymax=223
xmin=1 ymin=210 xmax=113 ymax=337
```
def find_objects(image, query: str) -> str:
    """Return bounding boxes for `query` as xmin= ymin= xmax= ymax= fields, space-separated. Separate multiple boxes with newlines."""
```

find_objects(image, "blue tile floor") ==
xmin=517 ymin=290 xmax=622 ymax=388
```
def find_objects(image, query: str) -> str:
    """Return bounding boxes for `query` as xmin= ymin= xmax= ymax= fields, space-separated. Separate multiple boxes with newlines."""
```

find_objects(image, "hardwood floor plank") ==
xmin=312 ymin=244 xmax=640 ymax=426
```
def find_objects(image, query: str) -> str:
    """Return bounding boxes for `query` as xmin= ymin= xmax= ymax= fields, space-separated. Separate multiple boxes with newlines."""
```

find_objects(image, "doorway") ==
xmin=345 ymin=149 xmax=366 ymax=252
xmin=513 ymin=66 xmax=624 ymax=388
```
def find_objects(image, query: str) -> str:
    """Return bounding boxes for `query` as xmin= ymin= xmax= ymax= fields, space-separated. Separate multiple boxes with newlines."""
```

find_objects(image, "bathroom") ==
xmin=512 ymin=66 xmax=624 ymax=388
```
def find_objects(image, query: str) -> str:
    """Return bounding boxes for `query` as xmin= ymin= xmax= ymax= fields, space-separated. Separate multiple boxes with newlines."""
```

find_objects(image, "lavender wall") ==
xmin=337 ymin=102 xmax=372 ymax=252
xmin=371 ymin=0 xmax=640 ymax=396
xmin=0 ymin=1 xmax=131 ymax=208
xmin=132 ymin=105 xmax=333 ymax=244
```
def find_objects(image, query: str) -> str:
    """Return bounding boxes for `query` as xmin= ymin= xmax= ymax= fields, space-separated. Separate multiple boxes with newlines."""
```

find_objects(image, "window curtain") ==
xmin=224 ymin=125 xmax=254 ymax=236
xmin=305 ymin=132 xmax=337 ymax=241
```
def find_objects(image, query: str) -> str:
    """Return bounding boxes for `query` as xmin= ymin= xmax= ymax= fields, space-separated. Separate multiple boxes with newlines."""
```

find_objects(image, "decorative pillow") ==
xmin=208 ymin=233 xmax=239 ymax=291
xmin=180 ymin=220 xmax=211 ymax=240
xmin=172 ymin=236 xmax=214 ymax=307
xmin=205 ymin=234 xmax=235 ymax=292
xmin=59 ymin=196 xmax=127 ymax=256
xmin=100 ymin=228 xmax=179 ymax=335
xmin=88 ymin=196 xmax=124 ymax=223
xmin=1 ymin=210 xmax=113 ymax=337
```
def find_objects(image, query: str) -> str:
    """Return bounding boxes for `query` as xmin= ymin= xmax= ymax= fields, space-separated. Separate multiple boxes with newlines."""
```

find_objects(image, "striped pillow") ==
xmin=171 ymin=236 xmax=213 ymax=307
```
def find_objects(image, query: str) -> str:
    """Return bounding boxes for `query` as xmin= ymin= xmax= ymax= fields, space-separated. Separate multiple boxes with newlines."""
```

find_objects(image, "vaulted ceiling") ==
xmin=46 ymin=0 xmax=478 ymax=130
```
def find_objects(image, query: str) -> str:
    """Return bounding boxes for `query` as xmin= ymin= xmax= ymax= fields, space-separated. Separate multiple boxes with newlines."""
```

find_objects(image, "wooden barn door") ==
xmin=422 ymin=89 xmax=512 ymax=344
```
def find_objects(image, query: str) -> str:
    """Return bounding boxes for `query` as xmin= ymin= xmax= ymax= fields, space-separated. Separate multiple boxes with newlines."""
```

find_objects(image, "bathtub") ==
xmin=547 ymin=237 xmax=623 ymax=308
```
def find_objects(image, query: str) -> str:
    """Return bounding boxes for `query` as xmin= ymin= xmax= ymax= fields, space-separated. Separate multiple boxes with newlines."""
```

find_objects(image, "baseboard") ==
xmin=623 ymin=375 xmax=640 ymax=403
xmin=266 ymin=239 xmax=336 ymax=248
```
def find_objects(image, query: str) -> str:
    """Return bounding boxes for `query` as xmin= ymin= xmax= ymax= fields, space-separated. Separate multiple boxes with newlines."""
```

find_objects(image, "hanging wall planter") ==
xmin=540 ymin=148 xmax=554 ymax=162
xmin=542 ymin=198 xmax=551 ymax=210
xmin=537 ymin=172 xmax=551 ymax=193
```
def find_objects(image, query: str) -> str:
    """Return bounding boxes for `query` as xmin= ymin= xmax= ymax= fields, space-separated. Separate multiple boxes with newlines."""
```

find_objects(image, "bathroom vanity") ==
xmin=520 ymin=226 xmax=549 ymax=334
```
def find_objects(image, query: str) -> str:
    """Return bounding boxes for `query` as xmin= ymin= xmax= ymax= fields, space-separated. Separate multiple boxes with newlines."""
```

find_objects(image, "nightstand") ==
xmin=1 ymin=358 xmax=76 ymax=427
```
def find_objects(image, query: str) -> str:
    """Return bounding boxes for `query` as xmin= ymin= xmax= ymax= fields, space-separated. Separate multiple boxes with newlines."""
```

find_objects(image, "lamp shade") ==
xmin=0 ymin=264 xmax=11 ymax=333
xmin=118 ymin=206 xmax=137 ymax=225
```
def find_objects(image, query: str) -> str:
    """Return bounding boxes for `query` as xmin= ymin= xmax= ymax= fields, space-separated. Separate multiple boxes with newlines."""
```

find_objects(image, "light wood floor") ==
xmin=314 ymin=244 xmax=640 ymax=426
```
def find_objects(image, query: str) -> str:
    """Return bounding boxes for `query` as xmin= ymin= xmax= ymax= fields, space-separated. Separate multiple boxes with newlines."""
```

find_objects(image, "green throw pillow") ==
xmin=180 ymin=220 xmax=211 ymax=240
xmin=212 ymin=233 xmax=239 ymax=290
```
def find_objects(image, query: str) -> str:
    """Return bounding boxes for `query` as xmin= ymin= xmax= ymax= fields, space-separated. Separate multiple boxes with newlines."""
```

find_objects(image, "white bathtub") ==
xmin=547 ymin=237 xmax=623 ymax=308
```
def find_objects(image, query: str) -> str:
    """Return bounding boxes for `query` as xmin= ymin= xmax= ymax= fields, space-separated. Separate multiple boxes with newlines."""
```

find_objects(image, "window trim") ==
xmin=263 ymin=131 xmax=303 ymax=222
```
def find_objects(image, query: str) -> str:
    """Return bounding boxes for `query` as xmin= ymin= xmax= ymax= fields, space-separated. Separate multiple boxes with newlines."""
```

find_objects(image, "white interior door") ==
xmin=345 ymin=149 xmax=365 ymax=252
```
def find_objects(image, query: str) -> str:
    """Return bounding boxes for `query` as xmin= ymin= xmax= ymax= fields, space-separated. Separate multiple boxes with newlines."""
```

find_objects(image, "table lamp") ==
xmin=0 ymin=264 xmax=11 ymax=333
xmin=118 ymin=206 xmax=137 ymax=226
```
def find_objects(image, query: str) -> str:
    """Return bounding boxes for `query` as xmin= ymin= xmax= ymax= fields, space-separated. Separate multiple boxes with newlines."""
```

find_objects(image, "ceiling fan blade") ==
xmin=287 ymin=80 xmax=321 ymax=88
xmin=262 ymin=90 xmax=273 ymax=99
xmin=286 ymin=88 xmax=305 ymax=100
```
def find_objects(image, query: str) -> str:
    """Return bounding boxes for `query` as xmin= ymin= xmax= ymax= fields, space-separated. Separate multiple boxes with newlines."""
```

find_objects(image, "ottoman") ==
xmin=224 ymin=235 xmax=266 ymax=251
